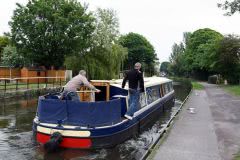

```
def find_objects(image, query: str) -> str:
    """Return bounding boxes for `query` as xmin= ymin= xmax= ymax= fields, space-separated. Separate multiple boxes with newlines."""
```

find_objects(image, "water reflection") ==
xmin=0 ymin=82 xmax=191 ymax=160
xmin=0 ymin=98 xmax=38 ymax=160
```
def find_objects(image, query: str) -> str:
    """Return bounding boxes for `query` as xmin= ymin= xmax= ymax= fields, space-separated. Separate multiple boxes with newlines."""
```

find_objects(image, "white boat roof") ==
xmin=110 ymin=76 xmax=172 ymax=89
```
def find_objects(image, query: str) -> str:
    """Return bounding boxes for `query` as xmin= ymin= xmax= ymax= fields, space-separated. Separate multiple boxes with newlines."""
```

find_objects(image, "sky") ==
xmin=0 ymin=0 xmax=240 ymax=62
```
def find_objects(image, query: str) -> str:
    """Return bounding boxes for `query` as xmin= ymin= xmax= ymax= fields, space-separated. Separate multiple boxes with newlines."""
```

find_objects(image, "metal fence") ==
xmin=0 ymin=77 xmax=66 ymax=92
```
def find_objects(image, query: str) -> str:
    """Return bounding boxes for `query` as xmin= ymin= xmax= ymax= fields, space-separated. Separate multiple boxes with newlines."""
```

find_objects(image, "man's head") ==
xmin=79 ymin=70 xmax=86 ymax=76
xmin=134 ymin=62 xmax=141 ymax=70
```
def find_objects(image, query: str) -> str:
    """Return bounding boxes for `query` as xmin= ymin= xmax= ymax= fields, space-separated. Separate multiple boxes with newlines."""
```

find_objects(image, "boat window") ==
xmin=169 ymin=82 xmax=173 ymax=91
xmin=164 ymin=84 xmax=167 ymax=94
xmin=153 ymin=86 xmax=161 ymax=101
xmin=167 ymin=82 xmax=171 ymax=92
xmin=164 ymin=83 xmax=169 ymax=94
xmin=146 ymin=86 xmax=160 ymax=104
xmin=160 ymin=82 xmax=173 ymax=98
xmin=140 ymin=92 xmax=147 ymax=108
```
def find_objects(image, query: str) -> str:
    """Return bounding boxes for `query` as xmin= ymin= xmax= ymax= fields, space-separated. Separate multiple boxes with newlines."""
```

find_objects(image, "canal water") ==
xmin=0 ymin=81 xmax=191 ymax=160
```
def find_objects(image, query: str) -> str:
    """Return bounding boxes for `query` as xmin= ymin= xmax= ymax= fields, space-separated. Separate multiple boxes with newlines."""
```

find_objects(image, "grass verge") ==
xmin=0 ymin=82 xmax=66 ymax=91
xmin=191 ymin=81 xmax=204 ymax=90
xmin=234 ymin=152 xmax=240 ymax=160
xmin=222 ymin=85 xmax=240 ymax=96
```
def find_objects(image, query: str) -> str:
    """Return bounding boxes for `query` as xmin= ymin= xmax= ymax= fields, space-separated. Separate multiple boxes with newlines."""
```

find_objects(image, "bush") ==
xmin=227 ymin=75 xmax=240 ymax=85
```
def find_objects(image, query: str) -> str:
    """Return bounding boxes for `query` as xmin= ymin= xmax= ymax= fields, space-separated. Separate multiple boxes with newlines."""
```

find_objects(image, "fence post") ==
xmin=27 ymin=79 xmax=29 ymax=89
xmin=4 ymin=79 xmax=7 ymax=92
xmin=37 ymin=78 xmax=39 ymax=89
xmin=16 ymin=79 xmax=18 ymax=90
xmin=46 ymin=77 xmax=48 ymax=88
xmin=60 ymin=77 xmax=62 ymax=86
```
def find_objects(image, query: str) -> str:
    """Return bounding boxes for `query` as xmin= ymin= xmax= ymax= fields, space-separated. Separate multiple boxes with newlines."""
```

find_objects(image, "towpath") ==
xmin=151 ymin=83 xmax=240 ymax=160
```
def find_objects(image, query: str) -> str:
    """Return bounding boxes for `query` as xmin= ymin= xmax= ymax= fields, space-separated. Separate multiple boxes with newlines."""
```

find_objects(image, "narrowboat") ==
xmin=32 ymin=77 xmax=175 ymax=149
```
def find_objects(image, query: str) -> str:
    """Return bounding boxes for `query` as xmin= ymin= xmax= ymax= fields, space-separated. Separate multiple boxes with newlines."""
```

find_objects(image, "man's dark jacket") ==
xmin=122 ymin=69 xmax=145 ymax=92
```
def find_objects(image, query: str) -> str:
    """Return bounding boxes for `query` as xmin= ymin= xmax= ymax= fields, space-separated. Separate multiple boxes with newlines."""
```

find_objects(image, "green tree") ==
xmin=119 ymin=32 xmax=156 ymax=75
xmin=10 ymin=0 xmax=95 ymax=68
xmin=215 ymin=35 xmax=240 ymax=84
xmin=92 ymin=8 xmax=120 ymax=47
xmin=168 ymin=32 xmax=191 ymax=76
xmin=160 ymin=61 xmax=170 ymax=74
xmin=218 ymin=0 xmax=240 ymax=15
xmin=65 ymin=44 xmax=127 ymax=79
xmin=169 ymin=43 xmax=184 ymax=63
xmin=65 ymin=8 xmax=127 ymax=79
xmin=169 ymin=43 xmax=186 ymax=76
xmin=183 ymin=32 xmax=192 ymax=48
xmin=1 ymin=45 xmax=24 ymax=67
xmin=184 ymin=28 xmax=223 ymax=73
xmin=0 ymin=36 xmax=10 ymax=61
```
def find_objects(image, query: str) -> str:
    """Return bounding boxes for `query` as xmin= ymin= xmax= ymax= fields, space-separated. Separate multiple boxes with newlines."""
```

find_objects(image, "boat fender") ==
xmin=44 ymin=132 xmax=63 ymax=153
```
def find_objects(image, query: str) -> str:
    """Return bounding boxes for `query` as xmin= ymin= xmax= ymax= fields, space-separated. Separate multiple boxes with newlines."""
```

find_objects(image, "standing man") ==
xmin=122 ymin=62 xmax=145 ymax=119
xmin=61 ymin=70 xmax=100 ymax=101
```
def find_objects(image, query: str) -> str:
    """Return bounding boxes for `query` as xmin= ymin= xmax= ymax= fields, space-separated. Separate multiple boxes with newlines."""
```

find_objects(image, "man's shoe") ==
xmin=124 ymin=115 xmax=133 ymax=120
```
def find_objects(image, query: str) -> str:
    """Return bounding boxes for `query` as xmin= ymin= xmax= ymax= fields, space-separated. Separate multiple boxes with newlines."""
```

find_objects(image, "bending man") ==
xmin=61 ymin=70 xmax=100 ymax=100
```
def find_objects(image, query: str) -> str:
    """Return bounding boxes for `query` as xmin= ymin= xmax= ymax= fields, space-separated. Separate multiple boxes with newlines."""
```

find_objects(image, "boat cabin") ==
xmin=78 ymin=77 xmax=173 ymax=106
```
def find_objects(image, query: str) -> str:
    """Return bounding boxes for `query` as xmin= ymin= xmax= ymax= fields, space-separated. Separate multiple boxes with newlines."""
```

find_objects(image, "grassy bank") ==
xmin=170 ymin=77 xmax=204 ymax=90
xmin=0 ymin=86 xmax=63 ymax=100
xmin=0 ymin=82 xmax=65 ymax=90
xmin=191 ymin=81 xmax=204 ymax=90
xmin=222 ymin=85 xmax=240 ymax=96
xmin=234 ymin=152 xmax=240 ymax=160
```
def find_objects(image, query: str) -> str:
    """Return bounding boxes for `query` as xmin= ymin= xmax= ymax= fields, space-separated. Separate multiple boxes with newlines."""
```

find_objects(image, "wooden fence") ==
xmin=0 ymin=68 xmax=20 ymax=78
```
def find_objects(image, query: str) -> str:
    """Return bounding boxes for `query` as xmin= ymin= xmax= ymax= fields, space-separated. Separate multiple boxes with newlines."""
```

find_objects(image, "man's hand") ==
xmin=96 ymin=89 xmax=101 ymax=93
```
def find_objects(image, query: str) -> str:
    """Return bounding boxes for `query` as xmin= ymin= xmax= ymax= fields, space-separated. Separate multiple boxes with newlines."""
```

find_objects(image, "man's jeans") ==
xmin=61 ymin=90 xmax=80 ymax=101
xmin=126 ymin=89 xmax=140 ymax=116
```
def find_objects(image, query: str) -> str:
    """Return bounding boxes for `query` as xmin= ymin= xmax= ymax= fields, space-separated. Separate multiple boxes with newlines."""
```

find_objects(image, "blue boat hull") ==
xmin=33 ymin=92 xmax=174 ymax=149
